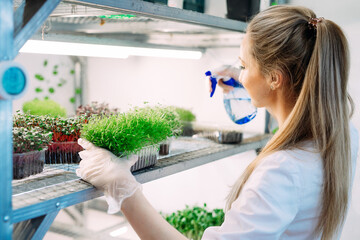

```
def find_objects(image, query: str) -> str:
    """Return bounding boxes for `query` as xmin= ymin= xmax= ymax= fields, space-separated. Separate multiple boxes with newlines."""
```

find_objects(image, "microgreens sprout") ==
xmin=81 ymin=106 xmax=182 ymax=157
xmin=22 ymin=99 xmax=67 ymax=117
xmin=162 ymin=203 xmax=224 ymax=240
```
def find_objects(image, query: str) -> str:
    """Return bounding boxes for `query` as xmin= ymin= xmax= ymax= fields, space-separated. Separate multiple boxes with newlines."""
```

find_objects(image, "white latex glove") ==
xmin=76 ymin=138 xmax=142 ymax=214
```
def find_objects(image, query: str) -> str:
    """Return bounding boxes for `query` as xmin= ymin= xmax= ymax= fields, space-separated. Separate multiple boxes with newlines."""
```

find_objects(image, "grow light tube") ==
xmin=121 ymin=46 xmax=202 ymax=59
xmin=20 ymin=40 xmax=129 ymax=59
xmin=20 ymin=40 xmax=203 ymax=60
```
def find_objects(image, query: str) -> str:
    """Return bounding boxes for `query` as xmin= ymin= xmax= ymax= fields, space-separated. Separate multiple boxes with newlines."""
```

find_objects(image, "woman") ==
xmin=76 ymin=5 xmax=359 ymax=240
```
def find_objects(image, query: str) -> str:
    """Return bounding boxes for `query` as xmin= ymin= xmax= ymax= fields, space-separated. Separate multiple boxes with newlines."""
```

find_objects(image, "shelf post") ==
xmin=0 ymin=0 xmax=14 ymax=238
xmin=1 ymin=0 xmax=62 ymax=238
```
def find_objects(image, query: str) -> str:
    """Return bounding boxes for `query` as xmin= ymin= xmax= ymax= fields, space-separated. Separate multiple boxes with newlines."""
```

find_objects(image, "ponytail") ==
xmin=307 ymin=17 xmax=352 ymax=239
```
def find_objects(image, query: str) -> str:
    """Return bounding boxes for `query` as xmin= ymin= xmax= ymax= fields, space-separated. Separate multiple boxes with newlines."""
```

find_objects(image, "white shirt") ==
xmin=202 ymin=123 xmax=359 ymax=240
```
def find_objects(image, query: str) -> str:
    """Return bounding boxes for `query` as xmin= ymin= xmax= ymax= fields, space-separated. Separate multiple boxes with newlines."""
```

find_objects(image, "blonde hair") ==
xmin=226 ymin=5 xmax=354 ymax=239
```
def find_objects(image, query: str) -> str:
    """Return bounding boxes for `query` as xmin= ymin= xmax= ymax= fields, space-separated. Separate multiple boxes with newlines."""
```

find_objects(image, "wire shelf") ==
xmin=11 ymin=135 xmax=271 ymax=222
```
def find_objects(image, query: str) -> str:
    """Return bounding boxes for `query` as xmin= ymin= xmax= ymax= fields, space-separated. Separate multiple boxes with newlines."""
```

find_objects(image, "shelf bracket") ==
xmin=13 ymin=0 xmax=62 ymax=56
xmin=13 ymin=210 xmax=60 ymax=240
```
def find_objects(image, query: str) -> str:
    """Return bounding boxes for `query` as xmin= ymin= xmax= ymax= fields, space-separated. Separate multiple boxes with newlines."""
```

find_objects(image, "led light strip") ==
xmin=20 ymin=40 xmax=202 ymax=60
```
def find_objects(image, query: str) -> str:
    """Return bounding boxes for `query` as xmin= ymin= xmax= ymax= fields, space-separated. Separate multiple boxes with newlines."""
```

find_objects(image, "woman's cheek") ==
xmin=241 ymin=73 xmax=251 ymax=91
xmin=241 ymin=76 xmax=256 ymax=103
xmin=239 ymin=71 xmax=246 ymax=86
xmin=238 ymin=70 xmax=244 ymax=85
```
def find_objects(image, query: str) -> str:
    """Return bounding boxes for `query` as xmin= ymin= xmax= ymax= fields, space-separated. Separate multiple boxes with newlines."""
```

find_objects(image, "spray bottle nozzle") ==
xmin=206 ymin=71 xmax=218 ymax=98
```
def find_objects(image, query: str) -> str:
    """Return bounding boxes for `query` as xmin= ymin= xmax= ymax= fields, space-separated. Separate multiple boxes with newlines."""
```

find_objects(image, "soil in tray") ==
xmin=159 ymin=143 xmax=170 ymax=155
xmin=13 ymin=151 xmax=43 ymax=179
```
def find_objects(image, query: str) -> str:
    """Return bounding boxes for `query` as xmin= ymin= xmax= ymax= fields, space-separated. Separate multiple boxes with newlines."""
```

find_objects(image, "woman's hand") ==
xmin=209 ymin=65 xmax=240 ymax=94
xmin=76 ymin=138 xmax=142 ymax=214
xmin=215 ymin=65 xmax=241 ymax=80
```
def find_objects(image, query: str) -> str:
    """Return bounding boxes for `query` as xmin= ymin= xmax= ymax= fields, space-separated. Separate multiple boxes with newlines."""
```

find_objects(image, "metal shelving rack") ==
xmin=0 ymin=1 xmax=267 ymax=239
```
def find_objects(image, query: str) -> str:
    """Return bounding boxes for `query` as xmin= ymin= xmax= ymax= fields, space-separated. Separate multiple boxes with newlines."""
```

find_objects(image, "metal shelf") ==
xmin=62 ymin=0 xmax=246 ymax=32
xmin=30 ymin=0 xmax=246 ymax=48
xmin=12 ymin=134 xmax=270 ymax=224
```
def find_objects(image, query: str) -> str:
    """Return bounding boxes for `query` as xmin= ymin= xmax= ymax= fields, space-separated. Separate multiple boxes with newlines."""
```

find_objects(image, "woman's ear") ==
xmin=269 ymin=71 xmax=284 ymax=90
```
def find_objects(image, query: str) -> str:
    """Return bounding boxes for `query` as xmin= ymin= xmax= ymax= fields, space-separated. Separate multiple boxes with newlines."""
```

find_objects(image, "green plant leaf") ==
xmin=48 ymin=87 xmax=55 ymax=94
xmin=70 ymin=69 xmax=75 ymax=75
xmin=75 ymin=88 xmax=82 ymax=95
xmin=43 ymin=60 xmax=48 ymax=67
xmin=53 ymin=71 xmax=58 ymax=75
xmin=35 ymin=74 xmax=44 ymax=81
xmin=272 ymin=127 xmax=279 ymax=134
xmin=70 ymin=97 xmax=76 ymax=103
xmin=35 ymin=87 xmax=43 ymax=93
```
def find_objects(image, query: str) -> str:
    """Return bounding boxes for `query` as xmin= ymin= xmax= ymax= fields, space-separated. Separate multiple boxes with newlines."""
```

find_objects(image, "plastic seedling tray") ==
xmin=216 ymin=131 xmax=243 ymax=144
xmin=13 ymin=149 xmax=46 ymax=179
xmin=159 ymin=137 xmax=173 ymax=156
xmin=181 ymin=121 xmax=195 ymax=137
xmin=45 ymin=141 xmax=83 ymax=164
xmin=131 ymin=144 xmax=159 ymax=172
xmin=196 ymin=130 xmax=243 ymax=144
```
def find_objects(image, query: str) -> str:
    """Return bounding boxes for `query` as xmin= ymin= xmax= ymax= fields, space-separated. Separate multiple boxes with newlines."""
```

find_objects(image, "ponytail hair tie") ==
xmin=308 ymin=17 xmax=324 ymax=29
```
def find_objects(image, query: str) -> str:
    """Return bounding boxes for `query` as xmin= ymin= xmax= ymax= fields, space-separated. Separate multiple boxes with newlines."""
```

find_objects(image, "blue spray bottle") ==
xmin=206 ymin=70 xmax=257 ymax=125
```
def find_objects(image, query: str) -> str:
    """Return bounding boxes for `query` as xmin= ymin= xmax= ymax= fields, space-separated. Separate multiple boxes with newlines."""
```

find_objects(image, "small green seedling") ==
xmin=162 ymin=203 xmax=225 ymax=240
xmin=81 ymin=106 xmax=181 ymax=157
xmin=22 ymin=99 xmax=67 ymax=118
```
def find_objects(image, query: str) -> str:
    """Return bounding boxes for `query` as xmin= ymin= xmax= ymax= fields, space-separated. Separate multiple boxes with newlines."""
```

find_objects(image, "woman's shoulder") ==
xmin=258 ymin=143 xmax=322 ymax=173
xmin=251 ymin=144 xmax=323 ymax=194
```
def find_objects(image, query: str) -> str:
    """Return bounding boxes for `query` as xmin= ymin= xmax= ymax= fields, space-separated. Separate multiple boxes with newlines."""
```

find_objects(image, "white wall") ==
xmin=143 ymin=151 xmax=256 ymax=213
xmin=343 ymin=19 xmax=360 ymax=240
xmin=86 ymin=48 xmax=266 ymax=134
xmin=13 ymin=53 xmax=77 ymax=116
